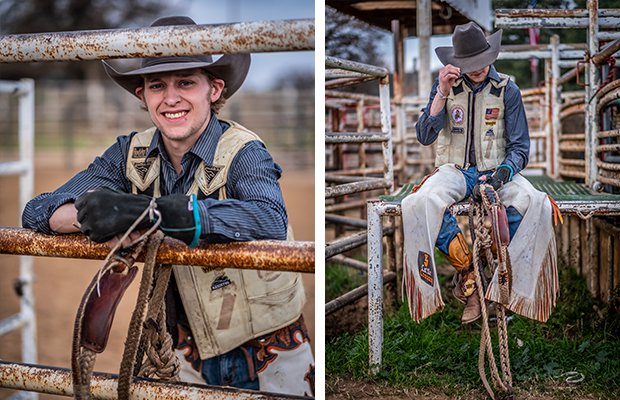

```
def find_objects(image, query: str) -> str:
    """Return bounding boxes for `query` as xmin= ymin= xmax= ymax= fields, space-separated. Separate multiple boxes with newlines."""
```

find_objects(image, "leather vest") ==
xmin=436 ymin=74 xmax=510 ymax=171
xmin=126 ymin=120 xmax=305 ymax=359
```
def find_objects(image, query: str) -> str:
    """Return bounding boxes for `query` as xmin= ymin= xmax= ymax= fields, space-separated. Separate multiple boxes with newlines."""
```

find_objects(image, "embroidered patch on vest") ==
xmin=417 ymin=251 xmax=434 ymax=287
xmin=451 ymin=127 xmax=464 ymax=134
xmin=450 ymin=106 xmax=465 ymax=125
xmin=485 ymin=107 xmax=500 ymax=120
xmin=485 ymin=128 xmax=495 ymax=137
xmin=204 ymin=164 xmax=222 ymax=186
xmin=132 ymin=146 xmax=149 ymax=159
xmin=132 ymin=156 xmax=157 ymax=181
xmin=211 ymin=274 xmax=232 ymax=291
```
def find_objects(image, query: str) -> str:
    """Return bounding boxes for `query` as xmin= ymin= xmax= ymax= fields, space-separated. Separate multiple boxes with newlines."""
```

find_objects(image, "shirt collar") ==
xmin=145 ymin=112 xmax=226 ymax=164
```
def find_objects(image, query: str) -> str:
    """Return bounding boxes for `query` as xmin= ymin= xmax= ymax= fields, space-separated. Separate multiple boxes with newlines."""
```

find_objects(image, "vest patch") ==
xmin=485 ymin=128 xmax=495 ymax=137
xmin=204 ymin=164 xmax=222 ymax=186
xmin=132 ymin=157 xmax=157 ymax=181
xmin=211 ymin=274 xmax=232 ymax=291
xmin=132 ymin=146 xmax=149 ymax=159
xmin=485 ymin=107 xmax=500 ymax=120
xmin=418 ymin=251 xmax=434 ymax=287
xmin=451 ymin=127 xmax=464 ymax=134
xmin=450 ymin=106 xmax=465 ymax=125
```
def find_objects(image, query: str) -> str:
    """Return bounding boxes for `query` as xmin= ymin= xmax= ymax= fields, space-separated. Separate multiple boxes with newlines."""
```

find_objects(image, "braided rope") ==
xmin=470 ymin=184 xmax=514 ymax=399
xmin=117 ymin=230 xmax=164 ymax=400
xmin=137 ymin=264 xmax=180 ymax=381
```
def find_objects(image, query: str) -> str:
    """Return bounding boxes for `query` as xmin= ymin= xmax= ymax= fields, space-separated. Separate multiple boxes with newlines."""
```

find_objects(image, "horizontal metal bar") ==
xmin=368 ymin=196 xmax=620 ymax=217
xmin=0 ymin=81 xmax=23 ymax=93
xmin=325 ymin=213 xmax=368 ymax=228
xmin=325 ymin=179 xmax=391 ymax=199
xmin=598 ymin=31 xmax=620 ymax=41
xmin=0 ymin=161 xmax=29 ymax=176
xmin=495 ymin=16 xmax=620 ymax=29
xmin=325 ymin=231 xmax=367 ymax=259
xmin=328 ymin=255 xmax=368 ymax=272
xmin=496 ymin=9 xmax=620 ymax=18
xmin=0 ymin=228 xmax=314 ymax=273
xmin=0 ymin=361 xmax=300 ymax=399
xmin=325 ymin=70 xmax=368 ymax=79
xmin=325 ymin=56 xmax=388 ymax=78
xmin=0 ymin=313 xmax=28 ymax=336
xmin=596 ymin=144 xmax=620 ymax=152
xmin=325 ymin=133 xmax=388 ymax=143
xmin=558 ymin=60 xmax=578 ymax=68
xmin=325 ymin=75 xmax=377 ymax=89
xmin=0 ymin=19 xmax=314 ymax=63
xmin=325 ymin=175 xmax=377 ymax=184
xmin=325 ymin=199 xmax=371 ymax=213
xmin=325 ymin=90 xmax=380 ymax=102
xmin=325 ymin=272 xmax=396 ymax=315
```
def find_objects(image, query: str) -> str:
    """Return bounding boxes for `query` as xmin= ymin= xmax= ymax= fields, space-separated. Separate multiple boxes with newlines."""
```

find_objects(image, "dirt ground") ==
xmin=0 ymin=148 xmax=314 ymax=399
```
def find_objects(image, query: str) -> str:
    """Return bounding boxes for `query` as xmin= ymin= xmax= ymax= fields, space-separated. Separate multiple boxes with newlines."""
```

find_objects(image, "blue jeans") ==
xmin=201 ymin=345 xmax=259 ymax=390
xmin=435 ymin=166 xmax=523 ymax=255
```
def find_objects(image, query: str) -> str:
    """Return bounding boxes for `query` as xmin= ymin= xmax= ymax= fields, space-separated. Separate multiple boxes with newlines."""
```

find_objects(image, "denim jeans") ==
xmin=201 ymin=345 xmax=259 ymax=390
xmin=435 ymin=166 xmax=523 ymax=255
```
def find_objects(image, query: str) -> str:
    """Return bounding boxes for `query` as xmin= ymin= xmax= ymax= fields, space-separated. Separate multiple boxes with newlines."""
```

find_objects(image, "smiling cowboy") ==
xmin=22 ymin=15 xmax=314 ymax=397
xmin=401 ymin=22 xmax=558 ymax=325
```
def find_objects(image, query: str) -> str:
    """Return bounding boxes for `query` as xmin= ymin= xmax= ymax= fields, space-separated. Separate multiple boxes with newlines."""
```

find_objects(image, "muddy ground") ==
xmin=0 ymin=148 xmax=314 ymax=399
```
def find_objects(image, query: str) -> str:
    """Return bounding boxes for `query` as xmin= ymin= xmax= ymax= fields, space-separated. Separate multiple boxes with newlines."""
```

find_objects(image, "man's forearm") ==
xmin=49 ymin=203 xmax=80 ymax=233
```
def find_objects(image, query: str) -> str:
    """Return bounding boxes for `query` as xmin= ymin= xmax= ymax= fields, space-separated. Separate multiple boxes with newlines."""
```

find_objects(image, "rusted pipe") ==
xmin=0 ymin=19 xmax=314 ymax=63
xmin=325 ymin=272 xmax=396 ymax=315
xmin=0 ymin=361 xmax=302 ymax=399
xmin=0 ymin=228 xmax=314 ymax=273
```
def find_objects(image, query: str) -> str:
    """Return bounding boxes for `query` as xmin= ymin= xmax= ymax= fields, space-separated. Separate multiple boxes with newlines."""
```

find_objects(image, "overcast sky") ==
xmin=169 ymin=0 xmax=315 ymax=91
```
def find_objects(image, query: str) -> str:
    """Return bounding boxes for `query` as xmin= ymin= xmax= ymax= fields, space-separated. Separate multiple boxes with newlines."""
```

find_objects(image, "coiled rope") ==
xmin=469 ymin=184 xmax=513 ymax=400
xmin=72 ymin=200 xmax=179 ymax=399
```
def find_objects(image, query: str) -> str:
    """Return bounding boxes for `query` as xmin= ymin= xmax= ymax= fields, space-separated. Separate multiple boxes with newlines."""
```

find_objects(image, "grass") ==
xmin=326 ymin=264 xmax=620 ymax=399
xmin=326 ymin=262 xmax=367 ymax=301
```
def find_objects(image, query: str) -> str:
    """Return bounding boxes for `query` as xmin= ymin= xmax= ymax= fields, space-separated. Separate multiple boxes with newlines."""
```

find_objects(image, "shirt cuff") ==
xmin=426 ymin=108 xmax=446 ymax=132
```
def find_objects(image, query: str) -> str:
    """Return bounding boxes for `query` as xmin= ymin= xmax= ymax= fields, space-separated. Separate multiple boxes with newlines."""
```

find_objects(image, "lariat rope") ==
xmin=469 ymin=184 xmax=513 ymax=400
xmin=72 ymin=200 xmax=179 ymax=400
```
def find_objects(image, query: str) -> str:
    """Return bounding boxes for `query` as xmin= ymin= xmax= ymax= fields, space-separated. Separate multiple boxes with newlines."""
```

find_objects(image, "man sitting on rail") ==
xmin=22 ymin=16 xmax=314 ymax=397
xmin=402 ymin=22 xmax=558 ymax=324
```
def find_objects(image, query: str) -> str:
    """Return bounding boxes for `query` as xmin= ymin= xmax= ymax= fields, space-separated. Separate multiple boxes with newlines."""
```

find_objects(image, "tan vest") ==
xmin=126 ymin=121 xmax=306 ymax=359
xmin=436 ymin=74 xmax=510 ymax=171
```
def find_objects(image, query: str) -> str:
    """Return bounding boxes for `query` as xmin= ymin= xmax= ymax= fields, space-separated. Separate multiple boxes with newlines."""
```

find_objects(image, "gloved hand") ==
xmin=75 ymin=187 xmax=153 ymax=243
xmin=472 ymin=165 xmax=512 ymax=202
xmin=155 ymin=194 xmax=200 ymax=246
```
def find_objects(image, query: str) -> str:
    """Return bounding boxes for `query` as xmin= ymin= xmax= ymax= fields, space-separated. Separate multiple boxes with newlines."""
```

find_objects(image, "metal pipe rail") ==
xmin=495 ymin=8 xmax=620 ymax=29
xmin=0 ymin=19 xmax=314 ymax=63
xmin=325 ymin=272 xmax=396 ymax=316
xmin=0 ymin=361 xmax=302 ymax=400
xmin=0 ymin=228 xmax=314 ymax=273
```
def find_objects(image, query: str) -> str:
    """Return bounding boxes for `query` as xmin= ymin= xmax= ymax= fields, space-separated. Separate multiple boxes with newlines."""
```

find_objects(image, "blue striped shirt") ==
xmin=22 ymin=115 xmax=288 ymax=242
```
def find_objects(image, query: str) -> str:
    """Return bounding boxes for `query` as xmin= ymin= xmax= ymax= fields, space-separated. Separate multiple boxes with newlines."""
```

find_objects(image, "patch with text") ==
xmin=417 ymin=251 xmax=434 ymax=287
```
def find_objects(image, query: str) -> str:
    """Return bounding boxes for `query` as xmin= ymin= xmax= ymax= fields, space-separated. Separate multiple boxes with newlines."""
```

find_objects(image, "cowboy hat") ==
xmin=435 ymin=22 xmax=502 ymax=74
xmin=102 ymin=16 xmax=250 ymax=98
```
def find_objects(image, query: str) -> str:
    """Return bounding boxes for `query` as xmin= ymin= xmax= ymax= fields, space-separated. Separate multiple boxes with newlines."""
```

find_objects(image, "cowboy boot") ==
xmin=445 ymin=233 xmax=481 ymax=323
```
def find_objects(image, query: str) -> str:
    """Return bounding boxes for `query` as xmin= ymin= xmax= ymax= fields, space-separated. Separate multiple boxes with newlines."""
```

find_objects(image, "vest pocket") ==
xmin=244 ymin=271 xmax=305 ymax=335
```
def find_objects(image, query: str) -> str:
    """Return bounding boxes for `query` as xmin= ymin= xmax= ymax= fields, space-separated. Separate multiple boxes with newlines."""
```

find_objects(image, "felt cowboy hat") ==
xmin=435 ymin=22 xmax=502 ymax=74
xmin=102 ymin=16 xmax=250 ymax=99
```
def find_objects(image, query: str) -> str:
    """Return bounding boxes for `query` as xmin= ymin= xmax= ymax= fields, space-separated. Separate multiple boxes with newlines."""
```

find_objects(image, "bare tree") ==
xmin=0 ymin=0 xmax=169 ymax=80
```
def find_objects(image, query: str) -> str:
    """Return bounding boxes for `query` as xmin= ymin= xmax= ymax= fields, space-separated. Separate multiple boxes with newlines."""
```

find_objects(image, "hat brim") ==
xmin=102 ymin=53 xmax=251 ymax=99
xmin=435 ymin=29 xmax=502 ymax=74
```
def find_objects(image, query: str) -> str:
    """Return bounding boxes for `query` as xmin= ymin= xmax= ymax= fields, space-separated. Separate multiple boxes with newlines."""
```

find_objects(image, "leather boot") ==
xmin=452 ymin=264 xmax=476 ymax=304
xmin=461 ymin=290 xmax=482 ymax=324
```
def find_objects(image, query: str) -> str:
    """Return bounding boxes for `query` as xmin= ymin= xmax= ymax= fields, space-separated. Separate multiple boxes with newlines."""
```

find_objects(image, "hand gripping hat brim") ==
xmin=102 ymin=16 xmax=250 ymax=99
xmin=435 ymin=22 xmax=502 ymax=74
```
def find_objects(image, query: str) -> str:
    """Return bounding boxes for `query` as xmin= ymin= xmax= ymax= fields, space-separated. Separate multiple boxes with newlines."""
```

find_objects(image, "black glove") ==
xmin=75 ymin=187 xmax=152 ymax=243
xmin=155 ymin=194 xmax=200 ymax=246
xmin=472 ymin=166 xmax=512 ymax=202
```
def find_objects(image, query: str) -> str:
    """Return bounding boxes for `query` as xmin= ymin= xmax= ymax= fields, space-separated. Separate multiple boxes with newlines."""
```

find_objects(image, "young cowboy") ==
xmin=402 ymin=22 xmax=558 ymax=324
xmin=22 ymin=16 xmax=314 ymax=397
